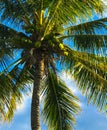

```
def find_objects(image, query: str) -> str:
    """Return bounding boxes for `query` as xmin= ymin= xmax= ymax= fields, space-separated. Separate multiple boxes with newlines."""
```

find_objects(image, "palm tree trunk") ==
xmin=31 ymin=53 xmax=44 ymax=130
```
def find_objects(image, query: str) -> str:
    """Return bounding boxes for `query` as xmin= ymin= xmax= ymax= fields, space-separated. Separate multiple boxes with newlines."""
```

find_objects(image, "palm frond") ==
xmin=0 ymin=24 xmax=16 ymax=55
xmin=0 ymin=0 xmax=33 ymax=24
xmin=58 ymin=34 xmax=107 ymax=53
xmin=62 ymin=47 xmax=107 ymax=111
xmin=0 ymin=73 xmax=15 ymax=121
xmin=73 ymin=34 xmax=107 ymax=53
xmin=41 ymin=69 xmax=80 ymax=130
xmin=0 ymin=23 xmax=31 ymax=50
xmin=66 ymin=17 xmax=107 ymax=34
xmin=62 ymin=34 xmax=107 ymax=54
xmin=44 ymin=0 xmax=105 ymax=35
xmin=62 ymin=17 xmax=107 ymax=52
xmin=0 ymin=61 xmax=33 ymax=121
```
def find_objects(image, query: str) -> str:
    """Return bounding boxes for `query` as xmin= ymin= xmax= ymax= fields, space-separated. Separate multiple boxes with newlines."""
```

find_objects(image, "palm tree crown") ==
xmin=0 ymin=0 xmax=107 ymax=130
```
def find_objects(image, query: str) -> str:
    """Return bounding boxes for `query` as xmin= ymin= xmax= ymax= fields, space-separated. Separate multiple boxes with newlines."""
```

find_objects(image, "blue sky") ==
xmin=0 ymin=72 xmax=107 ymax=130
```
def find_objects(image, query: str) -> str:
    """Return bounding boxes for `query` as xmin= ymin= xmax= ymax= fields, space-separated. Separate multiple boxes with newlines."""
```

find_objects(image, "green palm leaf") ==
xmin=41 ymin=69 xmax=80 ymax=130
xmin=62 ymin=47 xmax=107 ymax=111
xmin=44 ymin=0 xmax=105 ymax=35
xmin=0 ymin=24 xmax=15 ymax=56
xmin=62 ymin=17 xmax=107 ymax=52
xmin=66 ymin=18 xmax=107 ymax=34
xmin=0 ymin=0 xmax=32 ymax=23
xmin=0 ymin=61 xmax=33 ymax=121
xmin=0 ymin=24 xmax=29 ymax=50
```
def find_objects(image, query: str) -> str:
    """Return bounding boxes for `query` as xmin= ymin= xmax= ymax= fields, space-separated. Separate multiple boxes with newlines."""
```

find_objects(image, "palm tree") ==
xmin=0 ymin=0 xmax=107 ymax=130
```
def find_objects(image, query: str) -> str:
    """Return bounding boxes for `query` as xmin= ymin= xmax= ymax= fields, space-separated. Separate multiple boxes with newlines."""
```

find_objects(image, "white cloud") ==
xmin=60 ymin=71 xmax=79 ymax=95
xmin=16 ymin=93 xmax=32 ymax=114
xmin=101 ymin=0 xmax=107 ymax=5
xmin=16 ymin=84 xmax=33 ymax=114
xmin=60 ymin=71 xmax=84 ymax=108
xmin=15 ymin=98 xmax=26 ymax=114
xmin=101 ymin=0 xmax=107 ymax=17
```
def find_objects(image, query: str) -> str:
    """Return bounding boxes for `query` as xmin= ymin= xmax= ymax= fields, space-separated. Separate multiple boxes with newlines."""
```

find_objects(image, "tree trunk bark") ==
xmin=31 ymin=53 xmax=44 ymax=130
